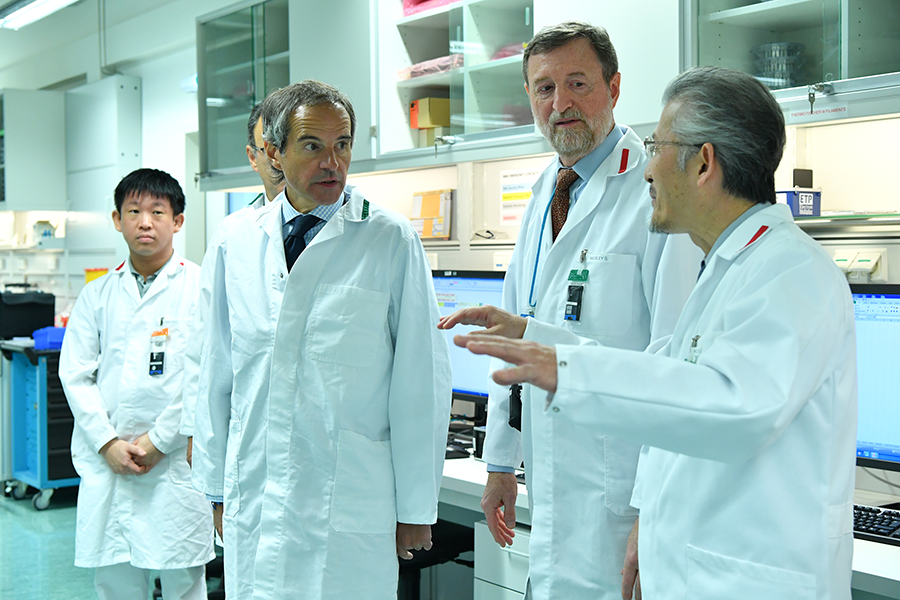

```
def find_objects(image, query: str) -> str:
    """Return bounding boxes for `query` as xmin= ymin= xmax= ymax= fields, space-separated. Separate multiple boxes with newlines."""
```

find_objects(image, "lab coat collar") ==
xmin=112 ymin=250 xmax=186 ymax=302
xmin=702 ymin=203 xmax=792 ymax=279
xmin=112 ymin=250 xmax=186 ymax=277
xmin=542 ymin=126 xmax=644 ymax=245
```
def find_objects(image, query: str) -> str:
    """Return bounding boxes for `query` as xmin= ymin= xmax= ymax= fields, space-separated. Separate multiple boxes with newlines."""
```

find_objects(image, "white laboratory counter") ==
xmin=439 ymin=457 xmax=530 ymax=526
xmin=439 ymin=457 xmax=900 ymax=599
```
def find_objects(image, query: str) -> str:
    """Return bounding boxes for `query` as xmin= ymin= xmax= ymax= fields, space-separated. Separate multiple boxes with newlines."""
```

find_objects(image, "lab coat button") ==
xmin=559 ymin=361 xmax=567 ymax=367
xmin=279 ymin=272 xmax=284 ymax=279
xmin=552 ymin=406 xmax=560 ymax=412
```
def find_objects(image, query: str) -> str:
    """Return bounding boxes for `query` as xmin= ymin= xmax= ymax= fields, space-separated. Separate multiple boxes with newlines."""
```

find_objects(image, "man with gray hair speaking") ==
xmin=453 ymin=66 xmax=857 ymax=600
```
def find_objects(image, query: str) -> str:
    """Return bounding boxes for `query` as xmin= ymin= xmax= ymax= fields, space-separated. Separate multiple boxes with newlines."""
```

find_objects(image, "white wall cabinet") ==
xmin=0 ymin=89 xmax=67 ymax=211
xmin=289 ymin=0 xmax=374 ymax=162
xmin=63 ymin=74 xmax=142 ymax=303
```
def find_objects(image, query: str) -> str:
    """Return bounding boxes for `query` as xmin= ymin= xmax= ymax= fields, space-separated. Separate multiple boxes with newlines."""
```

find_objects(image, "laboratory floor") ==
xmin=0 ymin=485 xmax=96 ymax=599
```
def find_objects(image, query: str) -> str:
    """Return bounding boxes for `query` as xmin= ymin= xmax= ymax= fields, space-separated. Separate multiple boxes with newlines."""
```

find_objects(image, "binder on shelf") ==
xmin=410 ymin=189 xmax=453 ymax=240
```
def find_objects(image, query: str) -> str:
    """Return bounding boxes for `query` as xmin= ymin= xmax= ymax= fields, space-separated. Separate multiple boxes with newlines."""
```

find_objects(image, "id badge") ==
xmin=149 ymin=327 xmax=168 ymax=376
xmin=564 ymin=269 xmax=589 ymax=322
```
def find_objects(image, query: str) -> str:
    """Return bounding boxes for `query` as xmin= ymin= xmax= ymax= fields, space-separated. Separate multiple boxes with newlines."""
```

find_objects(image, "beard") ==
xmin=649 ymin=212 xmax=673 ymax=234
xmin=536 ymin=102 xmax=614 ymax=160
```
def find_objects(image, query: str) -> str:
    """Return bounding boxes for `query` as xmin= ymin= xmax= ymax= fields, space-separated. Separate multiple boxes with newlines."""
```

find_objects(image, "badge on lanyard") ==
xmin=564 ymin=269 xmax=589 ymax=321
xmin=149 ymin=326 xmax=168 ymax=376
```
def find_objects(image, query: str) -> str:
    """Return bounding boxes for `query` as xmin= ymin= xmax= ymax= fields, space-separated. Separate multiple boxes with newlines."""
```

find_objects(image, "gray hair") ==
xmin=261 ymin=80 xmax=356 ymax=154
xmin=662 ymin=67 xmax=785 ymax=205
xmin=247 ymin=102 xmax=263 ymax=147
xmin=523 ymin=21 xmax=618 ymax=87
xmin=247 ymin=101 xmax=285 ymax=185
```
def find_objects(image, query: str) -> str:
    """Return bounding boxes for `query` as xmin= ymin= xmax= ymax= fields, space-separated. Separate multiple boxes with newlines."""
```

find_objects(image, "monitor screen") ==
xmin=432 ymin=270 xmax=506 ymax=404
xmin=852 ymin=284 xmax=900 ymax=472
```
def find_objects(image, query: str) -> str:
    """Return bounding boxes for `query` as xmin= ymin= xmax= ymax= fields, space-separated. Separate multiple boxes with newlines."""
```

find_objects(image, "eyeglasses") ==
xmin=249 ymin=144 xmax=264 ymax=153
xmin=642 ymin=136 xmax=702 ymax=160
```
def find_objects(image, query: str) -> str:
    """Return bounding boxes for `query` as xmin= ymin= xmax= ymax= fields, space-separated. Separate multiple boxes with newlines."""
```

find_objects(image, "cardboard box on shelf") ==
xmin=410 ymin=98 xmax=450 ymax=129
xmin=417 ymin=126 xmax=448 ymax=148
xmin=410 ymin=189 xmax=453 ymax=240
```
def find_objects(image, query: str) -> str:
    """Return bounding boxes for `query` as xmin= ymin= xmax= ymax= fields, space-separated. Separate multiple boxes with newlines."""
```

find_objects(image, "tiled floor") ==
xmin=0 ymin=485 xmax=96 ymax=599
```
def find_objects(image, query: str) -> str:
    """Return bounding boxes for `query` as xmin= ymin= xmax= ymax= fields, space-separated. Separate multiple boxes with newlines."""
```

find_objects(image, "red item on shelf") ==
xmin=403 ymin=0 xmax=462 ymax=17
xmin=397 ymin=54 xmax=464 ymax=81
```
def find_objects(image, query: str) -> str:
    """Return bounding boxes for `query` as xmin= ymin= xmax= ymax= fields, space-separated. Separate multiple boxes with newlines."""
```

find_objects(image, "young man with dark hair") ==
xmin=60 ymin=168 xmax=214 ymax=600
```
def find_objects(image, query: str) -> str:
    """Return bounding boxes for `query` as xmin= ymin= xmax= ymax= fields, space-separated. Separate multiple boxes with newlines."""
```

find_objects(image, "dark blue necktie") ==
xmin=283 ymin=213 xmax=321 ymax=271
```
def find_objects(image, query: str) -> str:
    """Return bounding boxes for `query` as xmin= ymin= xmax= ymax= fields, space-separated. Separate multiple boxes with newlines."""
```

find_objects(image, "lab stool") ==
xmin=398 ymin=519 xmax=474 ymax=600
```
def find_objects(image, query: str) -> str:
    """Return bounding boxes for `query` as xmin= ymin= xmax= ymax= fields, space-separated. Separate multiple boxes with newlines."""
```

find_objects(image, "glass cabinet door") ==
xmin=0 ymin=96 xmax=4 ymax=205
xmin=379 ymin=0 xmax=534 ymax=156
xmin=693 ymin=0 xmax=900 ymax=91
xmin=454 ymin=0 xmax=534 ymax=136
xmin=198 ymin=0 xmax=289 ymax=177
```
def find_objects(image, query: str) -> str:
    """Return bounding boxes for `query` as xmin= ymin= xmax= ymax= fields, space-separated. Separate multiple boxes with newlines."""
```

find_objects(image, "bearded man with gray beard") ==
xmin=437 ymin=20 xmax=700 ymax=600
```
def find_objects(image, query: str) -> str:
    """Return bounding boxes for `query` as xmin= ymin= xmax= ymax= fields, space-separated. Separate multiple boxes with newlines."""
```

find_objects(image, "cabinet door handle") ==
xmin=501 ymin=545 xmax=529 ymax=559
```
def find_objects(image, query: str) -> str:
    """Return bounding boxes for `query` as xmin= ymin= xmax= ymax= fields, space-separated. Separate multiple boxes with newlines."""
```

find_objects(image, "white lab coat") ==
xmin=548 ymin=203 xmax=856 ymax=600
xmin=482 ymin=126 xmax=700 ymax=599
xmin=191 ymin=196 xmax=288 ymax=600
xmin=250 ymin=188 xmax=451 ymax=600
xmin=191 ymin=187 xmax=451 ymax=600
xmin=60 ymin=253 xmax=214 ymax=569
xmin=180 ymin=192 xmax=267 ymax=438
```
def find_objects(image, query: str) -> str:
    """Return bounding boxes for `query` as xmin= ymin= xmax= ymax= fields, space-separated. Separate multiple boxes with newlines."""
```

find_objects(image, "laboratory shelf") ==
xmin=397 ymin=70 xmax=455 ymax=90
xmin=396 ymin=3 xmax=457 ymax=28
xmin=708 ymin=0 xmax=822 ymax=31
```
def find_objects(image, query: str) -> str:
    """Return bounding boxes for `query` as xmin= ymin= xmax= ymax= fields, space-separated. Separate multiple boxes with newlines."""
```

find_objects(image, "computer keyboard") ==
xmin=854 ymin=504 xmax=900 ymax=546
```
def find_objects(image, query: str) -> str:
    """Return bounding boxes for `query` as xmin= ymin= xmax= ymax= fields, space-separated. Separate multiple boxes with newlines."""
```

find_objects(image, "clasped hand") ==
xmin=99 ymin=433 xmax=164 ymax=475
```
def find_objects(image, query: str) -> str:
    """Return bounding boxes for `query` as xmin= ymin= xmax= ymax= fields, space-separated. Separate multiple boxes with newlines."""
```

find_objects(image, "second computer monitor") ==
xmin=432 ymin=270 xmax=506 ymax=404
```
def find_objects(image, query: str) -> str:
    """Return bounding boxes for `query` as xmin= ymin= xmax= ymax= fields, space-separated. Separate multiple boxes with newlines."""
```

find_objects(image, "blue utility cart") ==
xmin=2 ymin=342 xmax=79 ymax=509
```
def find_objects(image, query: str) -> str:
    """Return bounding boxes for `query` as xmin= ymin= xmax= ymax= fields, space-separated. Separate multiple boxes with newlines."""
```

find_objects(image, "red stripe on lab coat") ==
xmin=618 ymin=149 xmax=629 ymax=174
xmin=741 ymin=226 xmax=769 ymax=251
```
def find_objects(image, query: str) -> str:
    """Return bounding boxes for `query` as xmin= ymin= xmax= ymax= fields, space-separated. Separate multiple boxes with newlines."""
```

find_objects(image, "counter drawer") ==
xmin=474 ymin=520 xmax=530 ymax=594
xmin=474 ymin=579 xmax=525 ymax=600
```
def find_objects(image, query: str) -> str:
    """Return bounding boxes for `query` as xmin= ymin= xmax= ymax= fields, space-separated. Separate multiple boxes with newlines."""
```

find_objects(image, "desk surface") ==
xmin=440 ymin=457 xmax=900 ymax=598
xmin=440 ymin=457 xmax=530 ymax=526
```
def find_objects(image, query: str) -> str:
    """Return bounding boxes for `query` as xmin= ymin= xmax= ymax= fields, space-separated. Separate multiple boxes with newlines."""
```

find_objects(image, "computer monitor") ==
xmin=432 ymin=270 xmax=506 ymax=406
xmin=852 ymin=284 xmax=900 ymax=472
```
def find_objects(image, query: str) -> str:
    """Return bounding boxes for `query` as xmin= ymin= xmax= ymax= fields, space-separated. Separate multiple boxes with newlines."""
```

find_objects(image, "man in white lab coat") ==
xmin=60 ymin=169 xmax=214 ymax=600
xmin=180 ymin=102 xmax=285 ymax=467
xmin=440 ymin=21 xmax=698 ymax=600
xmin=454 ymin=67 xmax=857 ymax=600
xmin=190 ymin=80 xmax=451 ymax=600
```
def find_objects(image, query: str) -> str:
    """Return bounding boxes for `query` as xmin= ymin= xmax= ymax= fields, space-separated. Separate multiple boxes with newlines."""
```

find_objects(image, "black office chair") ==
xmin=397 ymin=519 xmax=474 ymax=600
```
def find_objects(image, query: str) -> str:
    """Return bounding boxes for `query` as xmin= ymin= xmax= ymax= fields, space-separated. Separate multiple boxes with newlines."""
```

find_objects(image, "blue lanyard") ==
xmin=526 ymin=198 xmax=555 ymax=315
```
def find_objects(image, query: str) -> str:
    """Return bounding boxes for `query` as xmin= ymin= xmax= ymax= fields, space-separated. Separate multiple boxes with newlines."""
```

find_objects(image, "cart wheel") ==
xmin=32 ymin=489 xmax=53 ymax=510
xmin=10 ymin=481 xmax=28 ymax=500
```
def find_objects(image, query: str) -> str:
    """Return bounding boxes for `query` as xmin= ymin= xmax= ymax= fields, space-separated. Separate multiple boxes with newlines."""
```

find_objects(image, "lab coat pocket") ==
xmin=166 ymin=452 xmax=193 ymax=488
xmin=603 ymin=435 xmax=640 ymax=517
xmin=223 ymin=410 xmax=242 ymax=518
xmin=686 ymin=544 xmax=816 ymax=600
xmin=330 ymin=429 xmax=396 ymax=535
xmin=306 ymin=284 xmax=389 ymax=368
xmin=575 ymin=253 xmax=636 ymax=337
xmin=158 ymin=316 xmax=192 ymax=372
